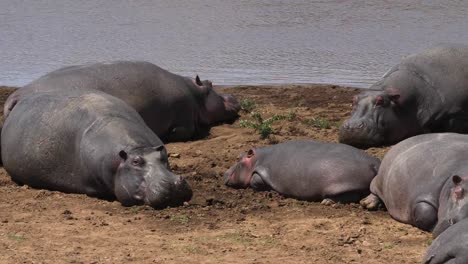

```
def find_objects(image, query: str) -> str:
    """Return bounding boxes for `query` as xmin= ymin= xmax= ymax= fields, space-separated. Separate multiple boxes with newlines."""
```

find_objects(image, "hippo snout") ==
xmin=339 ymin=120 xmax=383 ymax=148
xmin=145 ymin=175 xmax=193 ymax=209
xmin=222 ymin=94 xmax=241 ymax=113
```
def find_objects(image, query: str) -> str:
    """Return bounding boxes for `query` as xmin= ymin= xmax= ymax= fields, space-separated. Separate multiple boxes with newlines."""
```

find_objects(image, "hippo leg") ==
xmin=413 ymin=201 xmax=437 ymax=232
xmin=360 ymin=193 xmax=383 ymax=210
xmin=321 ymin=191 xmax=367 ymax=206
xmin=250 ymin=173 xmax=270 ymax=191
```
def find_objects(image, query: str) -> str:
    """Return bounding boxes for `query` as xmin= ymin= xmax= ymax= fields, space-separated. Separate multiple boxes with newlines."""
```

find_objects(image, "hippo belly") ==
xmin=224 ymin=140 xmax=380 ymax=203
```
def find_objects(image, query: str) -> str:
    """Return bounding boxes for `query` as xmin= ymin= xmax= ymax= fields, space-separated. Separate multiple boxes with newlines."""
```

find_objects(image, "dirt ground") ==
xmin=0 ymin=84 xmax=430 ymax=264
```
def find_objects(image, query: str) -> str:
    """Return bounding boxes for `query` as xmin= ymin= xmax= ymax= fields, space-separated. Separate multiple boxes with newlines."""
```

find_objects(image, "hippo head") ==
xmin=433 ymin=175 xmax=468 ymax=237
xmin=113 ymin=145 xmax=192 ymax=209
xmin=192 ymin=75 xmax=240 ymax=124
xmin=224 ymin=149 xmax=258 ymax=188
xmin=339 ymin=89 xmax=412 ymax=148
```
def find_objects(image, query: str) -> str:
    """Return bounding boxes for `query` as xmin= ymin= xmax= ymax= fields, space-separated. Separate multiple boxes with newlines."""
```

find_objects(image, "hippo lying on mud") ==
xmin=224 ymin=140 xmax=380 ymax=203
xmin=423 ymin=218 xmax=468 ymax=264
xmin=340 ymin=44 xmax=468 ymax=148
xmin=361 ymin=133 xmax=468 ymax=236
xmin=4 ymin=61 xmax=240 ymax=142
xmin=2 ymin=89 xmax=192 ymax=208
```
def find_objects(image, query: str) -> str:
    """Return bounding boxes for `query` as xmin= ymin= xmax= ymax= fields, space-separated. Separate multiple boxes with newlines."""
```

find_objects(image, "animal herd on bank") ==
xmin=2 ymin=44 xmax=468 ymax=263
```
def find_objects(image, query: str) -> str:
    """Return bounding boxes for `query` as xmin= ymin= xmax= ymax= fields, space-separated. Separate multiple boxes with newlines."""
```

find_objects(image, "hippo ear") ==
xmin=119 ymin=150 xmax=128 ymax=161
xmin=195 ymin=75 xmax=203 ymax=86
xmin=247 ymin=149 xmax=255 ymax=158
xmin=453 ymin=175 xmax=463 ymax=185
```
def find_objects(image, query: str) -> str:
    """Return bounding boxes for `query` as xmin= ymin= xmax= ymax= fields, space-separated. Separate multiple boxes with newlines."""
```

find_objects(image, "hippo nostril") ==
xmin=357 ymin=122 xmax=365 ymax=128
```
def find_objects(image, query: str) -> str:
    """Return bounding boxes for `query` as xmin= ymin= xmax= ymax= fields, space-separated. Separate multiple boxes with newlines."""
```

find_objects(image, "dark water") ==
xmin=2 ymin=0 xmax=468 ymax=88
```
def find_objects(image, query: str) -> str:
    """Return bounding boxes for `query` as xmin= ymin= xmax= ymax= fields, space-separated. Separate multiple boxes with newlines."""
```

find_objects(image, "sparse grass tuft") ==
xmin=170 ymin=214 xmax=190 ymax=224
xmin=239 ymin=111 xmax=287 ymax=139
xmin=303 ymin=117 xmax=331 ymax=129
xmin=240 ymin=99 xmax=256 ymax=112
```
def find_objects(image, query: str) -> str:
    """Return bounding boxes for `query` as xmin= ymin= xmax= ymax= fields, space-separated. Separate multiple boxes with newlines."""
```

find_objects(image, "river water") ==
xmin=1 ymin=0 xmax=468 ymax=88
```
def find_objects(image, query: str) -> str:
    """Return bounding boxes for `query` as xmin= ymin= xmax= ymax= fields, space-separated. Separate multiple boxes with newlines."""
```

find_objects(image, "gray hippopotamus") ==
xmin=4 ymin=61 xmax=240 ymax=142
xmin=2 ymin=89 xmax=192 ymax=208
xmin=340 ymin=44 xmax=468 ymax=148
xmin=360 ymin=133 xmax=468 ymax=236
xmin=224 ymin=140 xmax=380 ymax=203
xmin=423 ymin=218 xmax=468 ymax=264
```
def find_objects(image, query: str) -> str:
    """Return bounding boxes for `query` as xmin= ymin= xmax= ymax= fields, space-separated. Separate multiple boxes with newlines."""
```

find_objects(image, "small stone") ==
xmin=63 ymin=210 xmax=72 ymax=215
xmin=169 ymin=153 xmax=181 ymax=158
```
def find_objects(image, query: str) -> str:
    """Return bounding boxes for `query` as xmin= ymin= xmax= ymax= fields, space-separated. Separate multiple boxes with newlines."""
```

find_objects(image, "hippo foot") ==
xmin=360 ymin=193 xmax=382 ymax=210
xmin=321 ymin=198 xmax=336 ymax=206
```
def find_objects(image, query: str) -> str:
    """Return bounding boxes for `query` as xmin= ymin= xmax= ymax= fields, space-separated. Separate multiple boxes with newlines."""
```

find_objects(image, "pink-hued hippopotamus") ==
xmin=361 ymin=133 xmax=468 ymax=236
xmin=340 ymin=44 xmax=468 ymax=148
xmin=4 ymin=61 xmax=240 ymax=142
xmin=224 ymin=140 xmax=380 ymax=203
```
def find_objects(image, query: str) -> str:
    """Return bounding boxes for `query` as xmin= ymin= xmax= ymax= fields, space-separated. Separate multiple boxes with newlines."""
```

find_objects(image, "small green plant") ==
xmin=303 ymin=117 xmax=331 ymax=129
xmin=286 ymin=110 xmax=297 ymax=121
xmin=239 ymin=111 xmax=286 ymax=139
xmin=170 ymin=214 xmax=190 ymax=224
xmin=240 ymin=99 xmax=256 ymax=112
xmin=6 ymin=233 xmax=25 ymax=242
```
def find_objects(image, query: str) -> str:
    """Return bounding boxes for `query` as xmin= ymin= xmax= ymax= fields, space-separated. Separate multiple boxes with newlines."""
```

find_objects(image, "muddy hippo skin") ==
xmin=1 ymin=89 xmax=192 ymax=208
xmin=4 ymin=61 xmax=240 ymax=142
xmin=224 ymin=140 xmax=380 ymax=203
xmin=423 ymin=218 xmax=468 ymax=264
xmin=340 ymin=44 xmax=468 ymax=148
xmin=361 ymin=133 xmax=468 ymax=236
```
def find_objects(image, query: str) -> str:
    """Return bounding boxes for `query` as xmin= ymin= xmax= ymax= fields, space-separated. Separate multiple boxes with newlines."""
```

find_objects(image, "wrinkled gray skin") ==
xmin=423 ymin=218 xmax=468 ymax=264
xmin=224 ymin=140 xmax=380 ymax=203
xmin=360 ymin=133 xmax=468 ymax=237
xmin=340 ymin=44 xmax=468 ymax=148
xmin=4 ymin=61 xmax=240 ymax=142
xmin=1 ymin=89 xmax=192 ymax=208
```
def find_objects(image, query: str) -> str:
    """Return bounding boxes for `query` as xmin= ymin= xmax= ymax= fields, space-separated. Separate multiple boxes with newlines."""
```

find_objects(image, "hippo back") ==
xmin=255 ymin=140 xmax=380 ymax=200
xmin=2 ymin=89 xmax=159 ymax=194
xmin=370 ymin=133 xmax=468 ymax=223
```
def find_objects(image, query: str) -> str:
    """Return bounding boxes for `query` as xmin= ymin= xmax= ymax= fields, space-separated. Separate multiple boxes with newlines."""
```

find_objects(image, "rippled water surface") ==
xmin=2 ymin=1 xmax=468 ymax=87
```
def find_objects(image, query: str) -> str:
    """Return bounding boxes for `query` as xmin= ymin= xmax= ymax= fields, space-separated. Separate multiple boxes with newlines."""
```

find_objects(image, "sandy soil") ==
xmin=0 ymin=84 xmax=430 ymax=264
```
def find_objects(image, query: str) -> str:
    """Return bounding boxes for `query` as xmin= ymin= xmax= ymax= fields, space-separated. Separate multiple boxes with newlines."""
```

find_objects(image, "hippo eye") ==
xmin=375 ymin=96 xmax=384 ymax=106
xmin=131 ymin=156 xmax=144 ymax=166
xmin=247 ymin=149 xmax=254 ymax=158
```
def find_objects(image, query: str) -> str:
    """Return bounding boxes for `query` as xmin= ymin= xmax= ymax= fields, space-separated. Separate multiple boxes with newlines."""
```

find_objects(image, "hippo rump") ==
xmin=424 ymin=218 xmax=468 ymax=264
xmin=340 ymin=44 xmax=468 ymax=148
xmin=224 ymin=140 xmax=380 ymax=203
xmin=2 ymin=89 xmax=192 ymax=208
xmin=361 ymin=133 xmax=468 ymax=236
xmin=4 ymin=61 xmax=240 ymax=142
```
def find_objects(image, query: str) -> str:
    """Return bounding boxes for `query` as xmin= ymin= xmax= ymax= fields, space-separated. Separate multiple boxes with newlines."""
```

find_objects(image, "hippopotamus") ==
xmin=360 ymin=133 xmax=468 ymax=236
xmin=4 ymin=61 xmax=240 ymax=142
xmin=1 ymin=89 xmax=192 ymax=208
xmin=339 ymin=44 xmax=468 ymax=148
xmin=423 ymin=218 xmax=468 ymax=264
xmin=224 ymin=140 xmax=380 ymax=203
